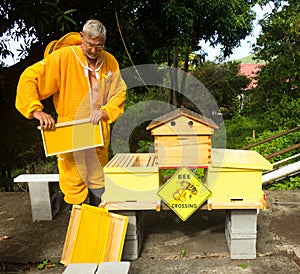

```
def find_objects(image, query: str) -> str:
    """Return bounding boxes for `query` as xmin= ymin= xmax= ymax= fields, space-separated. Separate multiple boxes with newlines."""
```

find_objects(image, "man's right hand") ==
xmin=33 ymin=111 xmax=55 ymax=130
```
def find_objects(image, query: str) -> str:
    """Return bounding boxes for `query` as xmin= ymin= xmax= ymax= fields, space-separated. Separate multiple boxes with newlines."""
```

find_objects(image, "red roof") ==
xmin=239 ymin=64 xmax=263 ymax=89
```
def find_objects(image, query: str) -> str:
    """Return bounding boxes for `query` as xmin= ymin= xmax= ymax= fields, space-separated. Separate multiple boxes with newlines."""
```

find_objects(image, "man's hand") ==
xmin=90 ymin=109 xmax=108 ymax=124
xmin=33 ymin=111 xmax=55 ymax=130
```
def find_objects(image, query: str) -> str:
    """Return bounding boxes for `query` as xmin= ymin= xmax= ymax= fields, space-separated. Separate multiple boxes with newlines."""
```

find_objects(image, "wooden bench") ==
xmin=13 ymin=174 xmax=60 ymax=221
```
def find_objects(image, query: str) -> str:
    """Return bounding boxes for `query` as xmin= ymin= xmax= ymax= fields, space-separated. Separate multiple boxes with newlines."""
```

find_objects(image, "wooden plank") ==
xmin=103 ymin=201 xmax=161 ymax=210
xmin=107 ymin=155 xmax=122 ymax=168
xmin=117 ymin=154 xmax=129 ymax=167
xmin=122 ymin=155 xmax=135 ymax=167
xmin=206 ymin=199 xmax=266 ymax=210
xmin=149 ymin=155 xmax=156 ymax=167
xmin=61 ymin=205 xmax=81 ymax=265
xmin=104 ymin=213 xmax=128 ymax=262
xmin=125 ymin=155 xmax=137 ymax=167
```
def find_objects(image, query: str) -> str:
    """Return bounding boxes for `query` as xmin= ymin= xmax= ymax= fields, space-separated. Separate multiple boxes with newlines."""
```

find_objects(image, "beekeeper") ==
xmin=16 ymin=19 xmax=126 ymax=206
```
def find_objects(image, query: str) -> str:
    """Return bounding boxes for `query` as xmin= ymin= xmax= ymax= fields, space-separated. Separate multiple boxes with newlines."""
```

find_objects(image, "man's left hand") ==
xmin=90 ymin=109 xmax=108 ymax=124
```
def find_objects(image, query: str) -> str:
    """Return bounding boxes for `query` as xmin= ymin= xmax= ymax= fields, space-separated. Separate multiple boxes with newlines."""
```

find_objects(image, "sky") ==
xmin=200 ymin=4 xmax=272 ymax=62
xmin=3 ymin=4 xmax=272 ymax=66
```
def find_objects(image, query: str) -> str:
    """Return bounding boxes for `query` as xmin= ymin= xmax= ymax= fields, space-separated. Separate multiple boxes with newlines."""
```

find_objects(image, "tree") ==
xmin=0 ymin=0 xmax=267 ymax=174
xmin=116 ymin=0 xmax=260 ymax=106
xmin=192 ymin=61 xmax=250 ymax=119
xmin=247 ymin=0 xmax=300 ymax=129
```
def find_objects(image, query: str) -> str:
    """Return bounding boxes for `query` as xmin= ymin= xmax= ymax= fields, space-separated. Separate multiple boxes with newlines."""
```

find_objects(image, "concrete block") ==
xmin=225 ymin=220 xmax=257 ymax=259
xmin=225 ymin=209 xmax=258 ymax=259
xmin=14 ymin=174 xmax=60 ymax=221
xmin=115 ymin=211 xmax=144 ymax=237
xmin=63 ymin=263 xmax=98 ymax=274
xmin=28 ymin=181 xmax=53 ymax=221
xmin=96 ymin=262 xmax=130 ymax=274
xmin=122 ymin=225 xmax=144 ymax=260
xmin=226 ymin=209 xmax=257 ymax=235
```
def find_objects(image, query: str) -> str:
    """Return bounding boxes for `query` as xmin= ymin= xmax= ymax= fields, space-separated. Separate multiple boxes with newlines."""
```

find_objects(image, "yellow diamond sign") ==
xmin=158 ymin=166 xmax=211 ymax=221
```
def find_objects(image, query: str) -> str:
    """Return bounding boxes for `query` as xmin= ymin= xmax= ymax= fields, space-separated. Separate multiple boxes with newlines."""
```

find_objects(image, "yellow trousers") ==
xmin=58 ymin=147 xmax=108 ymax=205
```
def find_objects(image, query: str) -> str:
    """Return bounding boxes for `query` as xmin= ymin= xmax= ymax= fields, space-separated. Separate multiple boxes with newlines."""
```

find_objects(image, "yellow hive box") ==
xmin=205 ymin=149 xmax=273 ymax=209
xmin=102 ymin=153 xmax=160 ymax=208
xmin=61 ymin=204 xmax=128 ymax=265
xmin=39 ymin=118 xmax=104 ymax=156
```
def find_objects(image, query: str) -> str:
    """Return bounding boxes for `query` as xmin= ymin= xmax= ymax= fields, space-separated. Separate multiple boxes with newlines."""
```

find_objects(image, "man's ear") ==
xmin=80 ymin=32 xmax=84 ymax=38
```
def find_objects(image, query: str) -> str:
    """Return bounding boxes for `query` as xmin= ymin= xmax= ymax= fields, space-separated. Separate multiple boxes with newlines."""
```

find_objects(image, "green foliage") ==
xmin=237 ymin=263 xmax=248 ymax=269
xmin=0 ymin=0 xmax=285 ymax=186
xmin=248 ymin=0 xmax=300 ymax=129
xmin=160 ymin=168 xmax=206 ymax=183
xmin=180 ymin=249 xmax=186 ymax=258
xmin=192 ymin=61 xmax=250 ymax=119
xmin=37 ymin=259 xmax=49 ymax=270
xmin=265 ymin=176 xmax=300 ymax=190
xmin=242 ymin=129 xmax=300 ymax=163
xmin=136 ymin=140 xmax=152 ymax=153
xmin=224 ymin=115 xmax=261 ymax=149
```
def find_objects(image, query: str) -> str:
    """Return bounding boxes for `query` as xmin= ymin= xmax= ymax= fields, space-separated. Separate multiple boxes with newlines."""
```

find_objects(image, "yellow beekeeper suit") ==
xmin=16 ymin=32 xmax=126 ymax=205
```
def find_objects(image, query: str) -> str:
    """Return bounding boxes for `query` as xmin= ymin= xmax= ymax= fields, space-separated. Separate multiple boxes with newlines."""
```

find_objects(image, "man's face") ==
xmin=82 ymin=34 xmax=105 ymax=60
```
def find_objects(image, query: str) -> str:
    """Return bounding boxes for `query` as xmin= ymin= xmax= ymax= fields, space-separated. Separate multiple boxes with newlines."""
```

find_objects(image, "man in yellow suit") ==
xmin=16 ymin=20 xmax=126 ymax=207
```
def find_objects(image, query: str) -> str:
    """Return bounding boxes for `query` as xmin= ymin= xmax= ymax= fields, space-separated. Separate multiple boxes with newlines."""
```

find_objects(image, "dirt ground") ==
xmin=0 ymin=190 xmax=299 ymax=273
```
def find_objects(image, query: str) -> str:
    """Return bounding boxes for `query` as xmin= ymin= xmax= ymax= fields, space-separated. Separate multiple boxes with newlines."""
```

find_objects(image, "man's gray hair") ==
xmin=82 ymin=20 xmax=106 ymax=38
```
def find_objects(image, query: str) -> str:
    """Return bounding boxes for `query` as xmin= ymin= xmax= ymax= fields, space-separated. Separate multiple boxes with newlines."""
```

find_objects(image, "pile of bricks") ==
xmin=225 ymin=209 xmax=258 ymax=259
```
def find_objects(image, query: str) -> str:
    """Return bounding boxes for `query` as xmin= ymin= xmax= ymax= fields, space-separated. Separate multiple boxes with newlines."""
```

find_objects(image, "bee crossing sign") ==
xmin=157 ymin=166 xmax=211 ymax=221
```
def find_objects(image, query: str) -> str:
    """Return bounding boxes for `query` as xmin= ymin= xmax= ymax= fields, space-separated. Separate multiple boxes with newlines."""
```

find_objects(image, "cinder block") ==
xmin=225 ymin=209 xmax=257 ymax=259
xmin=63 ymin=263 xmax=98 ymax=274
xmin=115 ymin=211 xmax=144 ymax=237
xmin=122 ymin=225 xmax=144 ymax=260
xmin=28 ymin=181 xmax=60 ymax=221
xmin=226 ymin=209 xmax=257 ymax=235
xmin=226 ymin=232 xmax=256 ymax=259
xmin=96 ymin=262 xmax=130 ymax=274
xmin=112 ymin=211 xmax=144 ymax=260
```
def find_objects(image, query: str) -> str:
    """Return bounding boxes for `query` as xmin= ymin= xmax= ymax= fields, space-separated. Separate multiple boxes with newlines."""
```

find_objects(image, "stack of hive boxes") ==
xmin=146 ymin=108 xmax=218 ymax=168
xmin=225 ymin=209 xmax=258 ymax=259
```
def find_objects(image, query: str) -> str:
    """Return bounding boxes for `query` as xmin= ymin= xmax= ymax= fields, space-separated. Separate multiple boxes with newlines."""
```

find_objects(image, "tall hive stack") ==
xmin=146 ymin=108 xmax=218 ymax=168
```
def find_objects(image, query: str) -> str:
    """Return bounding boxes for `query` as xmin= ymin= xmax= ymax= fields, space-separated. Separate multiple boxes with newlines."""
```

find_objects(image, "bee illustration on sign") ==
xmin=173 ymin=181 xmax=198 ymax=201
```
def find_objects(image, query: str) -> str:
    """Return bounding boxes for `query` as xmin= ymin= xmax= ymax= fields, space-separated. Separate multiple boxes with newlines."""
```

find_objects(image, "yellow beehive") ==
xmin=146 ymin=108 xmax=218 ymax=168
xmin=205 ymin=149 xmax=273 ymax=209
xmin=102 ymin=153 xmax=160 ymax=208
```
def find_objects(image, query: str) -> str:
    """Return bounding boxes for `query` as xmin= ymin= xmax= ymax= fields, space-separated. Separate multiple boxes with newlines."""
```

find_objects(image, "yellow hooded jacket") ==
xmin=16 ymin=33 xmax=126 ymax=148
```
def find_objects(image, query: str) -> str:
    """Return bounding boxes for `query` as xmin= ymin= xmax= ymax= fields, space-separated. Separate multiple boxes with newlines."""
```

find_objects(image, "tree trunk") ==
xmin=178 ymin=47 xmax=189 ymax=107
xmin=167 ymin=47 xmax=177 ymax=108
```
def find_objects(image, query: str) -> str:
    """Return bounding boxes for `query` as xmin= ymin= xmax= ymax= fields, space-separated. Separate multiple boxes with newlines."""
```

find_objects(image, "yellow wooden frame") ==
xmin=61 ymin=204 xmax=128 ymax=265
xmin=38 ymin=118 xmax=104 ymax=156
